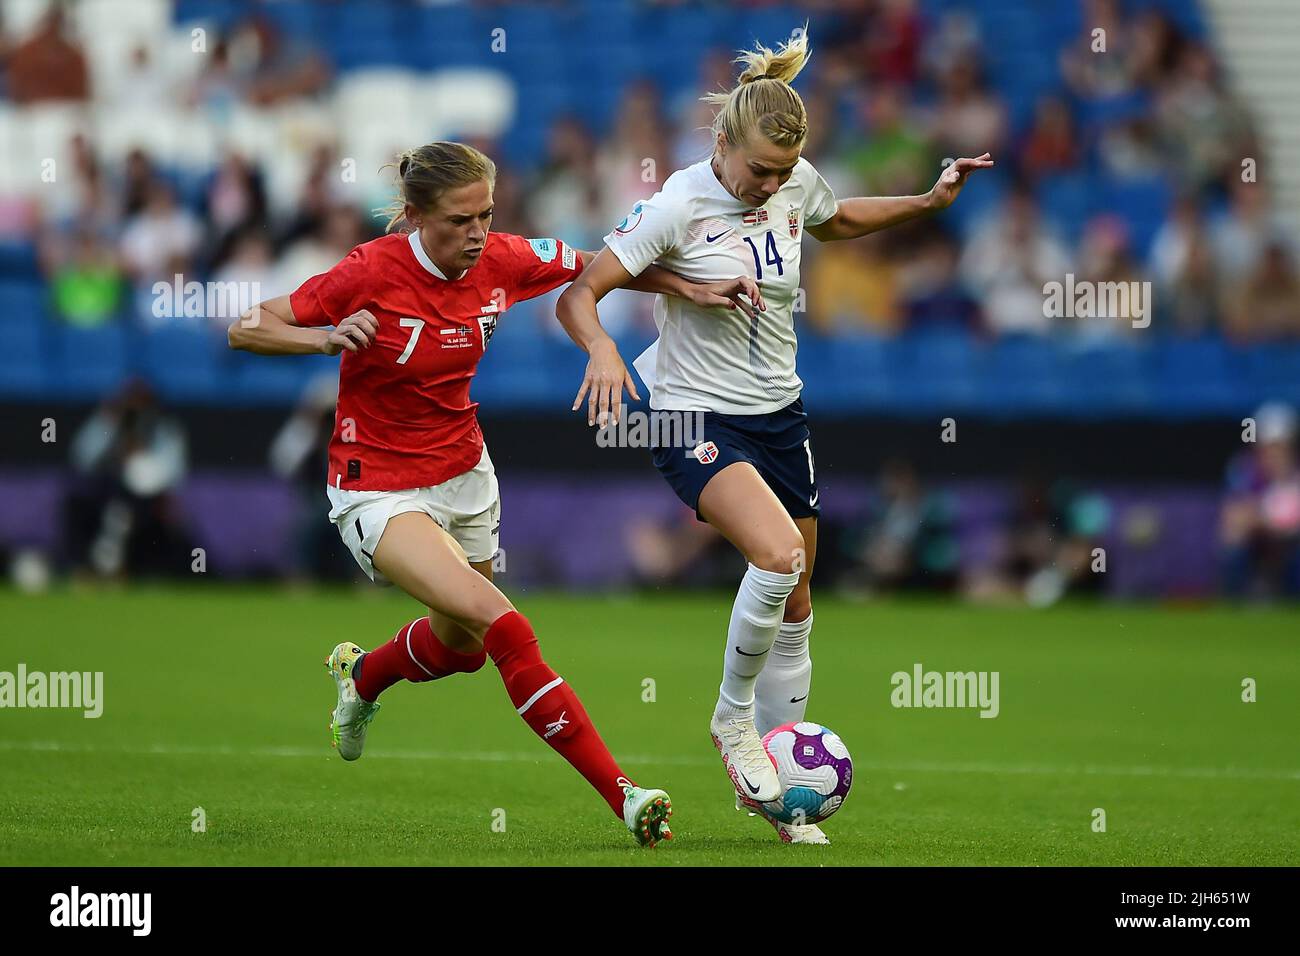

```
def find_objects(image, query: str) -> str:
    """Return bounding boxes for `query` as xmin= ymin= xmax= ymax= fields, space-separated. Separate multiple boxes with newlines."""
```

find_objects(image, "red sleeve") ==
xmin=498 ymin=233 xmax=583 ymax=305
xmin=287 ymin=245 xmax=370 ymax=326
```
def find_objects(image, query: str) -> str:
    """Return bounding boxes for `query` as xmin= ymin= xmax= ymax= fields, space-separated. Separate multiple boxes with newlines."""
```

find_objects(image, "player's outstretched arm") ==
xmin=806 ymin=153 xmax=995 ymax=243
xmin=556 ymin=249 xmax=640 ymax=427
xmin=227 ymin=296 xmax=377 ymax=356
xmin=579 ymin=250 xmax=767 ymax=318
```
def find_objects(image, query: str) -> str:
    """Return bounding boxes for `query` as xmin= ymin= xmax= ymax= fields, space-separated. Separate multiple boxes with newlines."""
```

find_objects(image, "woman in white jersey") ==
xmin=556 ymin=31 xmax=993 ymax=844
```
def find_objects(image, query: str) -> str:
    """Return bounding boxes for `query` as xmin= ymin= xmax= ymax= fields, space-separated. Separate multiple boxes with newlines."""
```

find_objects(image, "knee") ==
xmin=750 ymin=532 xmax=807 ymax=576
xmin=461 ymin=597 xmax=516 ymax=643
xmin=783 ymin=590 xmax=812 ymax=622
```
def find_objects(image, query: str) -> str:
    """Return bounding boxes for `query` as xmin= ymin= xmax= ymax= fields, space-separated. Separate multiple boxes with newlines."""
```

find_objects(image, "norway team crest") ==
xmin=693 ymin=441 xmax=719 ymax=464
xmin=788 ymin=207 xmax=800 ymax=238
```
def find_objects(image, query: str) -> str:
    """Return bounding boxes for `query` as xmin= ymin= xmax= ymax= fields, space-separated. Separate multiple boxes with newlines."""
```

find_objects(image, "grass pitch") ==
xmin=1 ymin=586 xmax=1296 ymax=866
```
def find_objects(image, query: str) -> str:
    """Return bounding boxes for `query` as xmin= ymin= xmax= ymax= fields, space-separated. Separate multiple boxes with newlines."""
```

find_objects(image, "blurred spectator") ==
xmin=6 ymin=5 xmax=89 ymax=104
xmin=840 ymin=459 xmax=959 ymax=593
xmin=119 ymin=180 xmax=202 ymax=285
xmin=1019 ymin=96 xmax=1081 ymax=181
xmin=278 ymin=204 xmax=370 ymax=287
xmin=1154 ymin=42 xmax=1254 ymax=195
xmin=1226 ymin=243 xmax=1300 ymax=342
xmin=806 ymin=232 xmax=901 ymax=335
xmin=203 ymin=153 xmax=269 ymax=251
xmin=120 ymin=149 xmax=160 ymax=220
xmin=929 ymin=52 xmax=1007 ymax=160
xmin=866 ymin=0 xmax=924 ymax=87
xmin=1073 ymin=214 xmax=1144 ymax=338
xmin=899 ymin=233 xmax=983 ymax=335
xmin=527 ymin=116 xmax=605 ymax=252
xmin=239 ymin=15 xmax=331 ymax=107
xmin=62 ymin=380 xmax=191 ymax=580
xmin=269 ymin=374 xmax=358 ymax=582
xmin=208 ymin=227 xmax=289 ymax=325
xmin=920 ymin=10 xmax=982 ymax=87
xmin=45 ymin=227 xmax=124 ymax=328
xmin=1211 ymin=178 xmax=1290 ymax=284
xmin=1149 ymin=196 xmax=1221 ymax=336
xmin=1221 ymin=402 xmax=1300 ymax=598
xmin=839 ymin=84 xmax=933 ymax=197
xmin=1098 ymin=116 xmax=1164 ymax=180
xmin=626 ymin=507 xmax=731 ymax=588
xmin=279 ymin=143 xmax=348 ymax=246
xmin=668 ymin=49 xmax=734 ymax=167
xmin=1059 ymin=0 xmax=1139 ymax=101
xmin=1128 ymin=8 xmax=1186 ymax=89
xmin=960 ymin=187 xmax=1071 ymax=335
xmin=597 ymin=80 xmax=671 ymax=229
xmin=966 ymin=475 xmax=1110 ymax=605
xmin=113 ymin=44 xmax=170 ymax=110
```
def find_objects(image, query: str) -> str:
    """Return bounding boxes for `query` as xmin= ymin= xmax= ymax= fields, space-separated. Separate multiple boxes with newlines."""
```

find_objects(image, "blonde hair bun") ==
xmin=703 ymin=28 xmax=811 ymax=150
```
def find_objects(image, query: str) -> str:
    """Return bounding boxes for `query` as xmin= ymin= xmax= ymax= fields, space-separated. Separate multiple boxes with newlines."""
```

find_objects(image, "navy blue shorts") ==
xmin=650 ymin=398 xmax=820 ymax=521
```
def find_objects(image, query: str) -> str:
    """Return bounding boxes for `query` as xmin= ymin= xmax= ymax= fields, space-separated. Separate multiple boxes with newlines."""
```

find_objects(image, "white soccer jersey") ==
xmin=604 ymin=157 xmax=838 ymax=414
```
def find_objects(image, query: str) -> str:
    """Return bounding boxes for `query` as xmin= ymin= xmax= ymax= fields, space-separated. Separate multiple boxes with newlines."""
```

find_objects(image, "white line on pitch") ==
xmin=1 ymin=739 xmax=1296 ymax=781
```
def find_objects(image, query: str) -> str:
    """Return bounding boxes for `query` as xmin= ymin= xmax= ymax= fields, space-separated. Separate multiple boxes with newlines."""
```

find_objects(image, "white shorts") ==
xmin=326 ymin=446 xmax=501 ymax=584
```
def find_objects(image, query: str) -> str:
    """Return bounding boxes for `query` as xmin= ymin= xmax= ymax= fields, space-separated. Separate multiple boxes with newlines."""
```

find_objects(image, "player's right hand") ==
xmin=322 ymin=309 xmax=378 ymax=355
xmin=685 ymin=276 xmax=767 ymax=318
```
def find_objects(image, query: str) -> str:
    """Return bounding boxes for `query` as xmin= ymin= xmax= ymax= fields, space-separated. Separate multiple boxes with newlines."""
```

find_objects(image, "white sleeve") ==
xmin=802 ymin=161 xmax=839 ymax=227
xmin=603 ymin=191 xmax=689 ymax=277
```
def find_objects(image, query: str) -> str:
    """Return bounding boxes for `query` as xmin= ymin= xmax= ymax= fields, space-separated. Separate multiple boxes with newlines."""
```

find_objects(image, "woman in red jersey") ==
xmin=229 ymin=141 xmax=761 ymax=847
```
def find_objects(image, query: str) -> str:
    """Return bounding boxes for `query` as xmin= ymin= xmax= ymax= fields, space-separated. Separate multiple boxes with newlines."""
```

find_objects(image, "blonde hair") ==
xmin=379 ymin=141 xmax=497 ymax=232
xmin=703 ymin=29 xmax=811 ymax=151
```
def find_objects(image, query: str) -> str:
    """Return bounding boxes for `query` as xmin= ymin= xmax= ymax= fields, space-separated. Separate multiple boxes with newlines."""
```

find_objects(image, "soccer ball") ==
xmin=756 ymin=721 xmax=853 ymax=825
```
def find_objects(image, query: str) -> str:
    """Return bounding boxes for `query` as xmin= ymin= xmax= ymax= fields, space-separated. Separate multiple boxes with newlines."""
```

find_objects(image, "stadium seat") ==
xmin=51 ymin=322 xmax=132 ymax=400
xmin=0 ymin=280 xmax=47 ymax=327
xmin=827 ymin=335 xmax=893 ymax=409
xmin=141 ymin=323 xmax=225 ymax=402
xmin=1102 ymin=177 xmax=1172 ymax=259
xmin=986 ymin=336 xmax=1068 ymax=414
xmin=228 ymin=349 xmax=335 ymax=406
xmin=1153 ymin=337 xmax=1238 ymax=414
xmin=895 ymin=329 xmax=982 ymax=412
xmin=0 ymin=241 xmax=38 ymax=279
xmin=1062 ymin=341 xmax=1153 ymax=415
xmin=0 ymin=318 xmax=47 ymax=396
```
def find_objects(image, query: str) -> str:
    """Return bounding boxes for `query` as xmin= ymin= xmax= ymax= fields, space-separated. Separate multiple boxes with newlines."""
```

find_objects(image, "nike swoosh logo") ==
xmin=705 ymin=230 xmax=732 ymax=243
xmin=734 ymin=646 xmax=767 ymax=657
xmin=790 ymin=695 xmax=808 ymax=703
xmin=738 ymin=770 xmax=762 ymax=794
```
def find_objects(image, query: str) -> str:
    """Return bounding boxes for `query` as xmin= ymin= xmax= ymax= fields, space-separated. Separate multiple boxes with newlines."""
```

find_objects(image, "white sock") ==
xmin=755 ymin=612 xmax=813 ymax=736
xmin=716 ymin=563 xmax=800 ymax=716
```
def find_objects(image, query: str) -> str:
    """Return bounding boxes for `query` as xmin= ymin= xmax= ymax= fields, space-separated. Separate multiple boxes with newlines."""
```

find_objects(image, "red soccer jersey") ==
xmin=289 ymin=230 xmax=582 ymax=491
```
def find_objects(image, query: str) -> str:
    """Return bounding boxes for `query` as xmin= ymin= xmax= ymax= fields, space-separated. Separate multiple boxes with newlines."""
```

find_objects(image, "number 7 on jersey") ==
xmin=396 ymin=317 xmax=425 ymax=365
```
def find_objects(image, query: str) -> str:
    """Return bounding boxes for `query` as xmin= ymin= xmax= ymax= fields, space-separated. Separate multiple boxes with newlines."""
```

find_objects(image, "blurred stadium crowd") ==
xmin=0 ymin=0 xmax=1296 ymax=410
xmin=1 ymin=0 xmax=1298 ymax=601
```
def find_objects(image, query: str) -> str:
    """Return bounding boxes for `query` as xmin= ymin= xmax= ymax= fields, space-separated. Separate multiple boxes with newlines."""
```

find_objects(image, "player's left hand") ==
xmin=927 ymin=153 xmax=995 ymax=210
xmin=573 ymin=336 xmax=640 ymax=428
xmin=684 ymin=276 xmax=767 ymax=319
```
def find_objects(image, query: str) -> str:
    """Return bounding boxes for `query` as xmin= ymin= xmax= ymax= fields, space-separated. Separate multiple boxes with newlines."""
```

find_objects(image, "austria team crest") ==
xmin=788 ymin=207 xmax=800 ymax=238
xmin=693 ymin=441 xmax=719 ymax=464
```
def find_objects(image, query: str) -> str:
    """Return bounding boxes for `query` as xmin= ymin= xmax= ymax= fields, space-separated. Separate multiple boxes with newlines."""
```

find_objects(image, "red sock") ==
xmin=483 ymin=610 xmax=632 ymax=817
xmin=354 ymin=618 xmax=486 ymax=702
